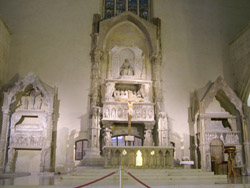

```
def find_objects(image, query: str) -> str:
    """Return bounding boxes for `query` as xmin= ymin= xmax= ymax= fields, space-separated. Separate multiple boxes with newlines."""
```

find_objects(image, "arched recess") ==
xmin=191 ymin=76 xmax=248 ymax=173
xmin=98 ymin=12 xmax=156 ymax=54
xmin=200 ymin=76 xmax=244 ymax=117
xmin=98 ymin=12 xmax=158 ymax=82
xmin=0 ymin=72 xmax=57 ymax=173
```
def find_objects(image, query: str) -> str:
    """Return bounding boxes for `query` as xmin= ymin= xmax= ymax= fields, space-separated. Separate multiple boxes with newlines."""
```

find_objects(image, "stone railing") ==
xmin=102 ymin=102 xmax=154 ymax=122
xmin=205 ymin=131 xmax=240 ymax=145
xmin=103 ymin=146 xmax=173 ymax=168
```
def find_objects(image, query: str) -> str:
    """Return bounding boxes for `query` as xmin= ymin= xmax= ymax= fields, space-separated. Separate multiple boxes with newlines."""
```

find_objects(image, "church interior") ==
xmin=0 ymin=0 xmax=250 ymax=187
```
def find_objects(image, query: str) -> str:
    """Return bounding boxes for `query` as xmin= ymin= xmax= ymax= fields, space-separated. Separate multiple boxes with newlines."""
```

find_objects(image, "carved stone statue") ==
xmin=105 ymin=82 xmax=115 ymax=99
xmin=120 ymin=59 xmax=134 ymax=76
xmin=103 ymin=128 xmax=112 ymax=146
xmin=91 ymin=107 xmax=101 ymax=148
xmin=140 ymin=83 xmax=150 ymax=101
xmin=30 ymin=89 xmax=36 ymax=109
xmin=144 ymin=128 xmax=154 ymax=146
xmin=36 ymin=94 xmax=43 ymax=109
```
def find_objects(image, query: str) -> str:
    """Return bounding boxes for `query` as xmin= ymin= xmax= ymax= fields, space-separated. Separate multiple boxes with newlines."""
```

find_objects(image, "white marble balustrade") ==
xmin=103 ymin=146 xmax=173 ymax=168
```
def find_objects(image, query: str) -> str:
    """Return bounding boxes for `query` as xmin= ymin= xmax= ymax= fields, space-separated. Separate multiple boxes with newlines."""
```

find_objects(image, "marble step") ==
xmin=2 ymin=186 xmax=250 ymax=188
xmin=61 ymin=168 xmax=227 ymax=186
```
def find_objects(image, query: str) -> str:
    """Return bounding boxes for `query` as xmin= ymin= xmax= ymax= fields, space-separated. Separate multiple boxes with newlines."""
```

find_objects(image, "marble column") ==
xmin=0 ymin=109 xmax=10 ymax=172
xmin=150 ymin=53 xmax=163 ymax=115
xmin=199 ymin=116 xmax=207 ymax=171
xmin=6 ymin=148 xmax=16 ymax=173
xmin=158 ymin=112 xmax=169 ymax=146
xmin=90 ymin=49 xmax=103 ymax=107
xmin=41 ymin=112 xmax=54 ymax=172
xmin=40 ymin=147 xmax=51 ymax=172
xmin=89 ymin=106 xmax=101 ymax=152
xmin=242 ymin=118 xmax=250 ymax=175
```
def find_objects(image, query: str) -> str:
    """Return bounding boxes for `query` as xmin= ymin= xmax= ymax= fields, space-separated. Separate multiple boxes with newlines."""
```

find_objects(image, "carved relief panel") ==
xmin=103 ymin=102 xmax=154 ymax=122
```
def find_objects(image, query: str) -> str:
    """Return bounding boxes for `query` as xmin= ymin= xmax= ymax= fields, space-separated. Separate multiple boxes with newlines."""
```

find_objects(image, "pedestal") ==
xmin=77 ymin=148 xmax=104 ymax=167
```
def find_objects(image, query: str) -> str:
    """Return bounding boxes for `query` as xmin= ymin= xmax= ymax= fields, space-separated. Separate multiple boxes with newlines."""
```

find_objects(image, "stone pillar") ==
xmin=158 ymin=112 xmax=169 ymax=146
xmin=199 ymin=116 xmax=207 ymax=171
xmin=6 ymin=148 xmax=16 ymax=173
xmin=40 ymin=112 xmax=53 ymax=172
xmin=90 ymin=49 xmax=103 ymax=107
xmin=235 ymin=145 xmax=243 ymax=167
xmin=242 ymin=118 xmax=250 ymax=175
xmin=144 ymin=123 xmax=154 ymax=146
xmin=150 ymin=54 xmax=163 ymax=115
xmin=0 ymin=109 xmax=10 ymax=172
xmin=40 ymin=147 xmax=51 ymax=172
xmin=90 ymin=106 xmax=101 ymax=150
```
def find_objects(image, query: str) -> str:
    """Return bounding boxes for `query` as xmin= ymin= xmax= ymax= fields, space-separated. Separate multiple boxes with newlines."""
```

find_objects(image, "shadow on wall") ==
xmin=188 ymin=90 xmax=197 ymax=168
xmin=75 ymin=113 xmax=89 ymax=141
xmin=55 ymin=127 xmax=76 ymax=174
xmin=0 ymin=74 xmax=20 ymax=134
xmin=51 ymin=90 xmax=60 ymax=172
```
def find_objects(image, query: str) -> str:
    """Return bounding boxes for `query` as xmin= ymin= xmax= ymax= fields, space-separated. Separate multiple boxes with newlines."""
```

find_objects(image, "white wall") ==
xmin=0 ymin=0 xmax=250 ymax=169
xmin=153 ymin=0 xmax=250 ymax=157
xmin=0 ymin=17 xmax=10 ymax=86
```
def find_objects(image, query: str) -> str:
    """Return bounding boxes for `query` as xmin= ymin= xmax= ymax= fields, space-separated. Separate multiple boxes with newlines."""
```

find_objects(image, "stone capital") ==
xmin=144 ymin=122 xmax=155 ymax=130
xmin=102 ymin=121 xmax=113 ymax=129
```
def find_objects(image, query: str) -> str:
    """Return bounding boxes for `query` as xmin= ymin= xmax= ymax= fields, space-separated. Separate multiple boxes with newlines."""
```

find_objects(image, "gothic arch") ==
xmin=2 ymin=72 xmax=55 ymax=111
xmin=199 ymin=76 xmax=244 ymax=117
xmin=98 ymin=12 xmax=156 ymax=54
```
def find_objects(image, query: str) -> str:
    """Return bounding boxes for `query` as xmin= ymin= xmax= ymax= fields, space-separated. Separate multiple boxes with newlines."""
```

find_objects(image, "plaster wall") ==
xmin=230 ymin=25 xmax=250 ymax=154
xmin=0 ymin=17 xmax=10 ymax=86
xmin=230 ymin=25 xmax=250 ymax=103
xmin=0 ymin=0 xmax=102 ymax=170
xmin=153 ymin=0 xmax=250 ymax=157
xmin=0 ymin=0 xmax=250 ymax=170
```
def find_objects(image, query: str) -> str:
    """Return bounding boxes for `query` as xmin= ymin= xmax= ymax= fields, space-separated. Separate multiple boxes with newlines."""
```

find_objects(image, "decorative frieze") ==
xmin=103 ymin=102 xmax=154 ymax=122
xmin=205 ymin=131 xmax=240 ymax=145
xmin=10 ymin=135 xmax=44 ymax=148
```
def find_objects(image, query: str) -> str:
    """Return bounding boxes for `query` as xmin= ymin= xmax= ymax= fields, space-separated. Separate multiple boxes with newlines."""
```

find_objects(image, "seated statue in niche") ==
xmin=120 ymin=59 xmax=134 ymax=76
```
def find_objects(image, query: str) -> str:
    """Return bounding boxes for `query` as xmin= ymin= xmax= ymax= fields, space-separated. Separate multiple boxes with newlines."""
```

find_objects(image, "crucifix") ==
xmin=116 ymin=90 xmax=144 ymax=146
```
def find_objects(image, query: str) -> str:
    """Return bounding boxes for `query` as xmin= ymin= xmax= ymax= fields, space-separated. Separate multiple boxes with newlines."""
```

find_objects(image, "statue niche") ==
xmin=120 ymin=59 xmax=134 ymax=76
xmin=110 ymin=46 xmax=144 ymax=80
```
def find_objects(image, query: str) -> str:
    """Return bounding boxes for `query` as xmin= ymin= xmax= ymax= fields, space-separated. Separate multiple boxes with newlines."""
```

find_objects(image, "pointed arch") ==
xmin=200 ymin=76 xmax=244 ymax=117
xmin=3 ymin=72 xmax=55 ymax=111
xmin=98 ymin=12 xmax=156 ymax=54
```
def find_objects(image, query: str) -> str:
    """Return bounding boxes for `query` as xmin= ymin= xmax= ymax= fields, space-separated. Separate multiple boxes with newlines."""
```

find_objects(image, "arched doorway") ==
xmin=210 ymin=138 xmax=224 ymax=174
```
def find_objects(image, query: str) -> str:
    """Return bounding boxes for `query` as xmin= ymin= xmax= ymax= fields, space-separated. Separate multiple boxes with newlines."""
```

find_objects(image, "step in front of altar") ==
xmin=61 ymin=168 xmax=227 ymax=185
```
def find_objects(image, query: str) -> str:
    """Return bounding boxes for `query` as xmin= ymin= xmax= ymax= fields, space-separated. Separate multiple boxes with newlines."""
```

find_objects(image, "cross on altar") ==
xmin=116 ymin=91 xmax=144 ymax=145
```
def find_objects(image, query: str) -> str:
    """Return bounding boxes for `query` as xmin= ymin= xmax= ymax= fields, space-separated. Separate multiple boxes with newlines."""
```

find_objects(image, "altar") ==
xmin=103 ymin=146 xmax=174 ymax=168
